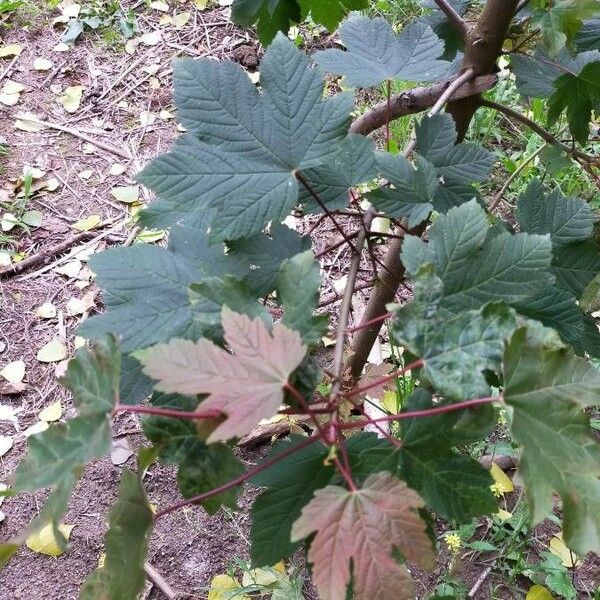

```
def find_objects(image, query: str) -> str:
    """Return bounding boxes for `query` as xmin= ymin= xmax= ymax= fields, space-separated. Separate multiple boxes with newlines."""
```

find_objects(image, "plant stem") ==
xmin=346 ymin=312 xmax=392 ymax=334
xmin=480 ymin=98 xmax=596 ymax=164
xmin=340 ymin=396 xmax=498 ymax=431
xmin=429 ymin=67 xmax=476 ymax=116
xmin=114 ymin=404 xmax=222 ymax=420
xmin=330 ymin=207 xmax=377 ymax=399
xmin=156 ymin=433 xmax=323 ymax=517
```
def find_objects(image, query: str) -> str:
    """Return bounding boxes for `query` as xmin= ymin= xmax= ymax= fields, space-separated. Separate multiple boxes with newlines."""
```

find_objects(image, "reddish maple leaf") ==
xmin=291 ymin=472 xmax=434 ymax=600
xmin=137 ymin=307 xmax=306 ymax=442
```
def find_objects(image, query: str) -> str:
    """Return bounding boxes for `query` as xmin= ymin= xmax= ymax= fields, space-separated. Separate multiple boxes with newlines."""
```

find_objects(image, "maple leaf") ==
xmin=291 ymin=472 xmax=434 ymax=600
xmin=137 ymin=308 xmax=306 ymax=442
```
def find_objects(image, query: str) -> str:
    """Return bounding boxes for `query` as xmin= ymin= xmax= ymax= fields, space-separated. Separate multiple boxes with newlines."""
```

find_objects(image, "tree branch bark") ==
xmin=447 ymin=0 xmax=520 ymax=139
xmin=350 ymin=74 xmax=496 ymax=136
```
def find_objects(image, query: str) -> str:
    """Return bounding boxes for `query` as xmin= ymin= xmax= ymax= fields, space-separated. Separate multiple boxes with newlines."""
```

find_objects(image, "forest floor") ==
xmin=0 ymin=2 xmax=598 ymax=599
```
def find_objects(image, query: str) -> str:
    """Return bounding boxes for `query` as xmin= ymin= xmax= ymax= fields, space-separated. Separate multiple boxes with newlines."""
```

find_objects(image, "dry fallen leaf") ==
xmin=110 ymin=438 xmax=133 ymax=465
xmin=108 ymin=163 xmax=126 ymax=176
xmin=24 ymin=420 xmax=49 ymax=437
xmin=38 ymin=400 xmax=62 ymax=423
xmin=36 ymin=338 xmax=67 ymax=363
xmin=0 ymin=435 xmax=13 ymax=458
xmin=53 ymin=42 xmax=70 ymax=52
xmin=0 ymin=44 xmax=23 ymax=58
xmin=0 ymin=404 xmax=20 ymax=428
xmin=174 ymin=11 xmax=191 ymax=28
xmin=66 ymin=292 xmax=95 ymax=316
xmin=33 ymin=58 xmax=53 ymax=71
xmin=141 ymin=30 xmax=162 ymax=46
xmin=110 ymin=185 xmax=139 ymax=203
xmin=0 ymin=381 xmax=26 ymax=395
xmin=36 ymin=302 xmax=57 ymax=319
xmin=26 ymin=523 xmax=74 ymax=557
xmin=77 ymin=169 xmax=93 ymax=180
xmin=72 ymin=214 xmax=101 ymax=232
xmin=60 ymin=85 xmax=84 ymax=113
xmin=14 ymin=112 xmax=46 ymax=132
xmin=54 ymin=259 xmax=82 ymax=278
xmin=0 ymin=80 xmax=25 ymax=106
xmin=0 ymin=359 xmax=25 ymax=384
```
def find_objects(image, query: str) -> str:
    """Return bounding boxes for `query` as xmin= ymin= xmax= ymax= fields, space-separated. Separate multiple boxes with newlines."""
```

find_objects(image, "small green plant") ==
xmin=0 ymin=0 xmax=22 ymax=14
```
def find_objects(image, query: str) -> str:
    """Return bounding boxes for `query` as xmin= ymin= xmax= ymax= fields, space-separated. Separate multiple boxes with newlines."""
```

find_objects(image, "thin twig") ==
xmin=433 ymin=0 xmax=469 ymax=38
xmin=429 ymin=67 xmax=476 ymax=116
xmin=330 ymin=207 xmax=377 ymax=398
xmin=156 ymin=433 xmax=322 ymax=517
xmin=340 ymin=396 xmax=499 ymax=431
xmin=489 ymin=139 xmax=552 ymax=210
xmin=15 ymin=116 xmax=132 ymax=160
xmin=480 ymin=98 xmax=597 ymax=164
xmin=115 ymin=405 xmax=222 ymax=420
xmin=144 ymin=562 xmax=178 ymax=600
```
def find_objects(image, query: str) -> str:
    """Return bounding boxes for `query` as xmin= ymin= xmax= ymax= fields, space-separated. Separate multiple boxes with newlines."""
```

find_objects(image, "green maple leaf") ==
xmin=531 ymin=0 xmax=598 ymax=55
xmin=517 ymin=179 xmax=600 ymax=299
xmin=548 ymin=60 xmax=600 ymax=144
xmin=230 ymin=0 xmax=368 ymax=44
xmin=277 ymin=251 xmax=329 ymax=346
xmin=314 ymin=15 xmax=450 ymax=88
xmin=368 ymin=115 xmax=495 ymax=224
xmin=139 ymin=34 xmax=359 ymax=240
xmin=249 ymin=436 xmax=335 ymax=566
xmin=391 ymin=266 xmax=517 ymax=400
xmin=143 ymin=392 xmax=244 ymax=514
xmin=398 ymin=389 xmax=497 ymax=522
xmin=503 ymin=325 xmax=600 ymax=555
xmin=576 ymin=18 xmax=600 ymax=51
xmin=368 ymin=153 xmax=438 ymax=228
xmin=401 ymin=200 xmax=553 ymax=311
xmin=81 ymin=470 xmax=154 ymax=600
xmin=80 ymin=223 xmax=307 ymax=353
xmin=291 ymin=473 xmax=434 ymax=600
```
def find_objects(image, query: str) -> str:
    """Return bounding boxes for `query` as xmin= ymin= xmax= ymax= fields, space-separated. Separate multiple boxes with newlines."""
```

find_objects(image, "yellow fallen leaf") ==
xmin=526 ymin=584 xmax=556 ymax=600
xmin=174 ymin=11 xmax=191 ymax=28
xmin=26 ymin=523 xmax=73 ymax=557
xmin=77 ymin=169 xmax=93 ymax=180
xmin=14 ymin=112 xmax=46 ymax=132
xmin=0 ymin=44 xmax=23 ymax=58
xmin=36 ymin=302 xmax=57 ymax=319
xmin=60 ymin=85 xmax=84 ymax=113
xmin=72 ymin=214 xmax=101 ymax=232
xmin=38 ymin=400 xmax=62 ymax=422
xmin=0 ymin=435 xmax=13 ymax=457
xmin=74 ymin=336 xmax=86 ymax=349
xmin=159 ymin=14 xmax=173 ymax=26
xmin=0 ymin=80 xmax=25 ymax=106
xmin=53 ymin=42 xmax=70 ymax=52
xmin=194 ymin=0 xmax=209 ymax=8
xmin=150 ymin=0 xmax=169 ymax=10
xmin=24 ymin=420 xmax=49 ymax=437
xmin=207 ymin=574 xmax=249 ymax=600
xmin=241 ymin=562 xmax=287 ymax=587
xmin=36 ymin=338 xmax=67 ymax=363
xmin=489 ymin=462 xmax=514 ymax=494
xmin=66 ymin=292 xmax=95 ymax=316
xmin=141 ymin=31 xmax=162 ymax=46
xmin=0 ymin=360 xmax=25 ymax=384
xmin=549 ymin=533 xmax=580 ymax=568
xmin=110 ymin=185 xmax=139 ymax=203
xmin=33 ymin=58 xmax=53 ymax=71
